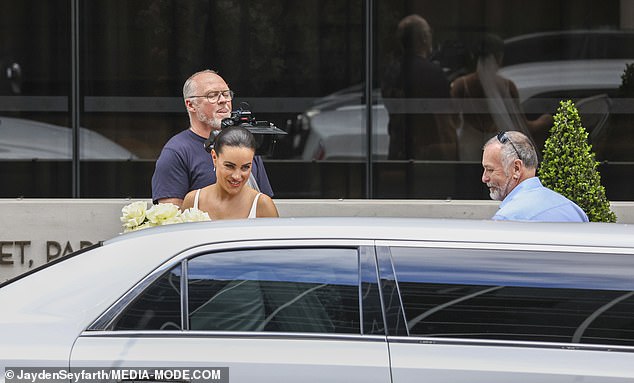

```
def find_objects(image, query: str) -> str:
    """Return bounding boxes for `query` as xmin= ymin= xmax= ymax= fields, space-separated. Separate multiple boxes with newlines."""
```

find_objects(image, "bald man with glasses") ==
xmin=152 ymin=69 xmax=273 ymax=207
xmin=481 ymin=130 xmax=588 ymax=222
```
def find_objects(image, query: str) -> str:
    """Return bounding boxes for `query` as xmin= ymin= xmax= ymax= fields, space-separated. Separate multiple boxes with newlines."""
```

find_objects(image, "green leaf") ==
xmin=537 ymin=100 xmax=617 ymax=222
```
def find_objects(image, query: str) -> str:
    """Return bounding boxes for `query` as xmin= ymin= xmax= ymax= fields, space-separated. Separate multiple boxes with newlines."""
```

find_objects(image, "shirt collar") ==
xmin=499 ymin=177 xmax=542 ymax=208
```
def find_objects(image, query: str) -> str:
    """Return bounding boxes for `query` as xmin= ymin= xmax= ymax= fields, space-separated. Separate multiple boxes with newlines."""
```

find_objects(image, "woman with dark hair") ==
xmin=181 ymin=126 xmax=279 ymax=219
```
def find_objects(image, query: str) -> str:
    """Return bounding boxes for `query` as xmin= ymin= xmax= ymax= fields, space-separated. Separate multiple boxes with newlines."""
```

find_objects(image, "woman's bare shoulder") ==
xmin=257 ymin=193 xmax=279 ymax=217
xmin=181 ymin=190 xmax=197 ymax=210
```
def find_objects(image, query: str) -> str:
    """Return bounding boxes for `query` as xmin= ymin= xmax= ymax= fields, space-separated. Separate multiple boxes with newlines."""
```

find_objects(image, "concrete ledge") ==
xmin=277 ymin=199 xmax=500 ymax=220
xmin=1 ymin=198 xmax=633 ymax=281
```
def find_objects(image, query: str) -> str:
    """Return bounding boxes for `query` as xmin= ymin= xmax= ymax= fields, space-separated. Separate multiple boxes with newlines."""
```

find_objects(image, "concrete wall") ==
xmin=2 ymin=198 xmax=633 ymax=281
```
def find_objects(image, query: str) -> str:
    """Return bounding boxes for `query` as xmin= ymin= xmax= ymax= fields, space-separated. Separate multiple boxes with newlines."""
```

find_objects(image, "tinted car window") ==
xmin=186 ymin=248 xmax=360 ymax=333
xmin=113 ymin=265 xmax=182 ymax=330
xmin=390 ymin=247 xmax=634 ymax=346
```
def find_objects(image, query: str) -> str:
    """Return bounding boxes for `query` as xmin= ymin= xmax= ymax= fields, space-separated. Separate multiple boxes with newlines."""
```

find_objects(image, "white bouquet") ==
xmin=120 ymin=201 xmax=210 ymax=233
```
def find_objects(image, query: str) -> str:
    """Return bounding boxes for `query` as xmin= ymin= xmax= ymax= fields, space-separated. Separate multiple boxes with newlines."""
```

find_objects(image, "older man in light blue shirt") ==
xmin=482 ymin=131 xmax=589 ymax=222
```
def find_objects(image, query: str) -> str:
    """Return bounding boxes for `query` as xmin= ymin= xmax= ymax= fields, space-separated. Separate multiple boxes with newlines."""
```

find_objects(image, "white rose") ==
xmin=146 ymin=203 xmax=181 ymax=226
xmin=162 ymin=215 xmax=185 ymax=226
xmin=120 ymin=201 xmax=148 ymax=231
xmin=181 ymin=208 xmax=212 ymax=222
xmin=126 ymin=221 xmax=153 ymax=232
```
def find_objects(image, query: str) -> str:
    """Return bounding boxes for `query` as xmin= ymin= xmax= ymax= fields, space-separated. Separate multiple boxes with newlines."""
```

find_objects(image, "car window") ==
xmin=186 ymin=248 xmax=360 ymax=333
xmin=112 ymin=264 xmax=182 ymax=331
xmin=390 ymin=247 xmax=634 ymax=346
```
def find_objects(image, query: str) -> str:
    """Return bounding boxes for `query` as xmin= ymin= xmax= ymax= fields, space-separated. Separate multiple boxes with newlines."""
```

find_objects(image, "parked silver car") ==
xmin=0 ymin=116 xmax=137 ymax=160
xmin=2 ymin=217 xmax=634 ymax=382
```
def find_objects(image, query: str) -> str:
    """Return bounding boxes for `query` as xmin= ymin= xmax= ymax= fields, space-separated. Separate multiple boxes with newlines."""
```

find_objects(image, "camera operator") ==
xmin=151 ymin=69 xmax=273 ymax=207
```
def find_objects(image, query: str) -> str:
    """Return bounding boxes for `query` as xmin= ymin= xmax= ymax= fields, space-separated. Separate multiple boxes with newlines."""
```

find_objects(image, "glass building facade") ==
xmin=1 ymin=0 xmax=633 ymax=199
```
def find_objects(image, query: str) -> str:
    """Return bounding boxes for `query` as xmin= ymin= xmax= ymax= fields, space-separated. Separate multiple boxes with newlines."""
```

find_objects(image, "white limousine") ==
xmin=1 ymin=217 xmax=633 ymax=383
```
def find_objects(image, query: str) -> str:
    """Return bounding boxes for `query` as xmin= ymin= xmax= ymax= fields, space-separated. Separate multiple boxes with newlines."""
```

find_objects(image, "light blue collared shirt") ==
xmin=493 ymin=177 xmax=589 ymax=222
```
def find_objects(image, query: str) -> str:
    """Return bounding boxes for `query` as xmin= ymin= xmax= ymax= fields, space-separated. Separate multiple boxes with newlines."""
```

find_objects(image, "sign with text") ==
xmin=1 ymin=240 xmax=97 ymax=279
xmin=0 ymin=199 xmax=129 ymax=281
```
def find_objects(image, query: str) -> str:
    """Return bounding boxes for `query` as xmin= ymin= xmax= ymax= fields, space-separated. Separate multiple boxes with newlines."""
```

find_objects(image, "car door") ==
xmin=70 ymin=240 xmax=391 ymax=383
xmin=378 ymin=243 xmax=634 ymax=383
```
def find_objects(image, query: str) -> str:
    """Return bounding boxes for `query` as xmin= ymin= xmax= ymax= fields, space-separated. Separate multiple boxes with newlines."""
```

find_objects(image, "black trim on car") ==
xmin=180 ymin=259 xmax=189 ymax=331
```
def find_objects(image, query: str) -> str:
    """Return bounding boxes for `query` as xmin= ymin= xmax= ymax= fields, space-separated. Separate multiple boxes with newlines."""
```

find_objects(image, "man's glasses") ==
xmin=189 ymin=90 xmax=234 ymax=104
xmin=497 ymin=131 xmax=521 ymax=159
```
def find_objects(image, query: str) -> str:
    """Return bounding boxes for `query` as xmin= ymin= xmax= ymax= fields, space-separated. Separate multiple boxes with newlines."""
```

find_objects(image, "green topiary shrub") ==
xmin=618 ymin=62 xmax=634 ymax=98
xmin=538 ymin=100 xmax=617 ymax=222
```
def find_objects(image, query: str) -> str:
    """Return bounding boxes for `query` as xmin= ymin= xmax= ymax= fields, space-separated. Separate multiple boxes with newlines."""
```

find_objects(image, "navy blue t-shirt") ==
xmin=151 ymin=129 xmax=273 ymax=203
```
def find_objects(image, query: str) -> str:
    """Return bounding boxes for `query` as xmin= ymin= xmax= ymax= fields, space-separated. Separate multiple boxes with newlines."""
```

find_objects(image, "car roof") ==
xmin=498 ymin=59 xmax=628 ymax=102
xmin=503 ymin=29 xmax=634 ymax=67
xmin=0 ymin=116 xmax=137 ymax=160
xmin=107 ymin=217 xmax=634 ymax=250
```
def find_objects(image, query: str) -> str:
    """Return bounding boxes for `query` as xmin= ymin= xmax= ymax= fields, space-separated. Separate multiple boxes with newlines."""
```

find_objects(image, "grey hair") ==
xmin=183 ymin=69 xmax=218 ymax=99
xmin=484 ymin=131 xmax=538 ymax=170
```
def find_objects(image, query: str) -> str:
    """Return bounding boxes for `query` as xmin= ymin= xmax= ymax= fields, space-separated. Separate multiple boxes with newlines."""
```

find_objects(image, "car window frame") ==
xmin=377 ymin=240 xmax=634 ymax=352
xmin=87 ymin=239 xmax=376 ymax=335
xmin=184 ymin=246 xmax=363 ymax=333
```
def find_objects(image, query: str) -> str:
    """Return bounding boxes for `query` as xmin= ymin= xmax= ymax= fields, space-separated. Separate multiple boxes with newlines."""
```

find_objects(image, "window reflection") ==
xmin=112 ymin=265 xmax=182 ymax=331
xmin=398 ymin=282 xmax=634 ymax=346
xmin=2 ymin=0 xmax=634 ymax=199
xmin=187 ymin=248 xmax=361 ymax=333
xmin=391 ymin=246 xmax=634 ymax=346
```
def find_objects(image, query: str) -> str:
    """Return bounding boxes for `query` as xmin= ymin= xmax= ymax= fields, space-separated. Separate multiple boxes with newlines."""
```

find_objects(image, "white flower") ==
xmin=180 ymin=208 xmax=212 ymax=222
xmin=120 ymin=201 xmax=148 ymax=232
xmin=132 ymin=221 xmax=153 ymax=232
xmin=120 ymin=201 xmax=210 ymax=233
xmin=146 ymin=203 xmax=182 ymax=226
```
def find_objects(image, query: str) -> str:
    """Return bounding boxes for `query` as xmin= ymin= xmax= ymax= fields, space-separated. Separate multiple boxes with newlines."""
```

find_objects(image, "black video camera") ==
xmin=221 ymin=105 xmax=257 ymax=129
xmin=205 ymin=103 xmax=287 ymax=156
